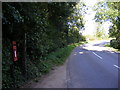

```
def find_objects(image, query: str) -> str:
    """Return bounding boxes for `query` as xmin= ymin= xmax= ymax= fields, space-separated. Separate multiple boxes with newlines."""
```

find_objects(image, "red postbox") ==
xmin=12 ymin=41 xmax=18 ymax=61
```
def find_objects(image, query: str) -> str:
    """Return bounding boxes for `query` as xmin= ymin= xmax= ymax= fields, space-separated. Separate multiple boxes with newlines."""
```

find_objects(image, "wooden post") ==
xmin=24 ymin=32 xmax=27 ymax=75
xmin=23 ymin=30 xmax=27 ymax=76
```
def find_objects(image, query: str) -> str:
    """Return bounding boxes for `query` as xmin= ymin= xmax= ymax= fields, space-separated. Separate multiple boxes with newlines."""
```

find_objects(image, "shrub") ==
xmin=110 ymin=39 xmax=120 ymax=49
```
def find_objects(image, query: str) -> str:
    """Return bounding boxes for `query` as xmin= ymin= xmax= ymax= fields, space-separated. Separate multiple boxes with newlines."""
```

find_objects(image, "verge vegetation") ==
xmin=104 ymin=42 xmax=120 ymax=53
xmin=2 ymin=2 xmax=86 ymax=88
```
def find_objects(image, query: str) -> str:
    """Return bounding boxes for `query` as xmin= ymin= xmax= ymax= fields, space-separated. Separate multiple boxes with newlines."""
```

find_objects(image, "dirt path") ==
xmin=21 ymin=60 xmax=68 ymax=88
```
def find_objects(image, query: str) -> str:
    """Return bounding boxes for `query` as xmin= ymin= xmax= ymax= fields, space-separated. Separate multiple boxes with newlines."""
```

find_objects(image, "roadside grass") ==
xmin=21 ymin=41 xmax=87 ymax=87
xmin=30 ymin=41 xmax=87 ymax=82
xmin=84 ymin=34 xmax=112 ymax=42
xmin=104 ymin=43 xmax=120 ymax=53
xmin=39 ymin=41 xmax=88 ymax=74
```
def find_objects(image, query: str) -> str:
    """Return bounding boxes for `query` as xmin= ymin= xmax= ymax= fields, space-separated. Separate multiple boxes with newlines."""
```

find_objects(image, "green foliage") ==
xmin=94 ymin=23 xmax=106 ymax=39
xmin=94 ymin=2 xmax=120 ymax=40
xmin=110 ymin=39 xmax=120 ymax=49
xmin=2 ymin=39 xmax=25 ymax=88
xmin=94 ymin=2 xmax=120 ymax=49
xmin=109 ymin=17 xmax=120 ymax=40
xmin=84 ymin=35 xmax=96 ymax=41
xmin=2 ymin=2 xmax=86 ymax=88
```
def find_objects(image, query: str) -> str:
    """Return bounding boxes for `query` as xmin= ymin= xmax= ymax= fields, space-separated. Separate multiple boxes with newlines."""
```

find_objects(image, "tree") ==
xmin=2 ymin=2 xmax=86 ymax=88
xmin=94 ymin=2 xmax=120 ymax=40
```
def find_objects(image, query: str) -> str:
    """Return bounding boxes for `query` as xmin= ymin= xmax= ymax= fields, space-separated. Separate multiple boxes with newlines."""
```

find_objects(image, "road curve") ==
xmin=67 ymin=40 xmax=119 ymax=88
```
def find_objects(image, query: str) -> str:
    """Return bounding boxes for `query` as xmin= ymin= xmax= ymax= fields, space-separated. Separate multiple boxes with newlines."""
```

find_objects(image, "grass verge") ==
xmin=104 ymin=43 xmax=120 ymax=53
xmin=23 ymin=41 xmax=87 ymax=86
xmin=37 ymin=41 xmax=87 ymax=74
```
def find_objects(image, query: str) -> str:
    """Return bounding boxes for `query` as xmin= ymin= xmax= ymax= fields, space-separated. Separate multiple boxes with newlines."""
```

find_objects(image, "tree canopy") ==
xmin=94 ymin=2 xmax=120 ymax=40
xmin=2 ymin=2 xmax=86 ymax=88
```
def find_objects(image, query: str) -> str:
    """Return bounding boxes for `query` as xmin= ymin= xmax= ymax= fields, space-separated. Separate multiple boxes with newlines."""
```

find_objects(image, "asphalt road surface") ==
xmin=67 ymin=40 xmax=119 ymax=88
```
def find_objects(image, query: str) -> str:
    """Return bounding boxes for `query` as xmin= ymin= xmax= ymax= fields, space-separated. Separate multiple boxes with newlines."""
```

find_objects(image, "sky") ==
xmin=82 ymin=7 xmax=97 ymax=35
xmin=81 ymin=0 xmax=112 ymax=35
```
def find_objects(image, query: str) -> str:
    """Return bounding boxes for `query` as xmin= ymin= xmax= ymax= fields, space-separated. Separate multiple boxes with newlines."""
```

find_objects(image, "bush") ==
xmin=110 ymin=39 xmax=120 ymax=49
xmin=2 ymin=2 xmax=86 ymax=88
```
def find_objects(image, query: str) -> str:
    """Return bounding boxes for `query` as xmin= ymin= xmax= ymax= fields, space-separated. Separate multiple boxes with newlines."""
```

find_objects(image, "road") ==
xmin=67 ymin=40 xmax=119 ymax=88
xmin=22 ymin=40 xmax=119 ymax=88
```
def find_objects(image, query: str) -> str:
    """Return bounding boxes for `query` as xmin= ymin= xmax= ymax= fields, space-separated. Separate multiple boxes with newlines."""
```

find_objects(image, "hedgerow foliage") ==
xmin=2 ymin=2 xmax=85 ymax=88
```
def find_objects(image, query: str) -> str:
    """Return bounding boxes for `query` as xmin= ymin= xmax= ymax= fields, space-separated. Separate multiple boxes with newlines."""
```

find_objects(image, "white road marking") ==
xmin=74 ymin=53 xmax=77 ymax=55
xmin=113 ymin=65 xmax=120 ymax=69
xmin=14 ymin=51 xmax=17 ymax=57
xmin=79 ymin=52 xmax=84 ymax=54
xmin=92 ymin=52 xmax=103 ymax=59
